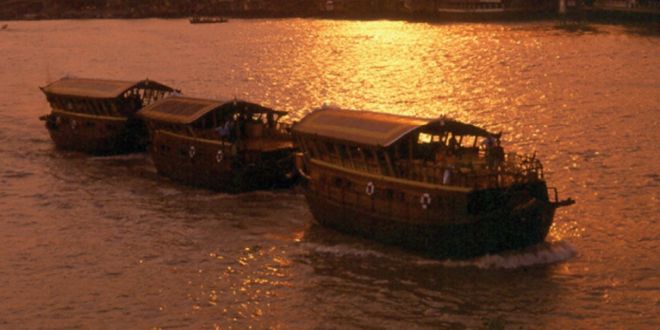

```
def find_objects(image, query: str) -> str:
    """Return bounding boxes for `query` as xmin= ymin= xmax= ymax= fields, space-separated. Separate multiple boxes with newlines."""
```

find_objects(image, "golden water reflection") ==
xmin=197 ymin=246 xmax=294 ymax=328
xmin=308 ymin=21 xmax=469 ymax=118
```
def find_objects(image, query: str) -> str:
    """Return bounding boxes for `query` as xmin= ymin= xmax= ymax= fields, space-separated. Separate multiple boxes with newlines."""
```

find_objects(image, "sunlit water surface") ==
xmin=0 ymin=19 xmax=658 ymax=328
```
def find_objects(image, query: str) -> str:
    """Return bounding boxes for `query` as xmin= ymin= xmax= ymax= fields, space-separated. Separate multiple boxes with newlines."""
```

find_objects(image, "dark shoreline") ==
xmin=1 ymin=9 xmax=658 ymax=27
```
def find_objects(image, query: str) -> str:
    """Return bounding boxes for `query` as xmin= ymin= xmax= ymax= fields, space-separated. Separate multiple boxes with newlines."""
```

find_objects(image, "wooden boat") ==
xmin=138 ymin=96 xmax=297 ymax=192
xmin=189 ymin=16 xmax=228 ymax=24
xmin=39 ymin=77 xmax=177 ymax=154
xmin=292 ymin=107 xmax=574 ymax=259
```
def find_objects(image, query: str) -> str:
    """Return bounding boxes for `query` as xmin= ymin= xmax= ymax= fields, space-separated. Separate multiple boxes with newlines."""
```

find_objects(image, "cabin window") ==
xmin=88 ymin=100 xmax=98 ymax=115
xmin=100 ymin=101 xmax=110 ymax=115
xmin=77 ymin=99 xmax=87 ymax=112
xmin=325 ymin=142 xmax=336 ymax=155
xmin=88 ymin=100 xmax=97 ymax=114
xmin=311 ymin=140 xmax=323 ymax=159
xmin=418 ymin=133 xmax=433 ymax=144
xmin=348 ymin=147 xmax=362 ymax=168
xmin=70 ymin=99 xmax=79 ymax=112
xmin=143 ymin=88 xmax=152 ymax=102
xmin=304 ymin=140 xmax=319 ymax=158
xmin=336 ymin=144 xmax=348 ymax=161
xmin=110 ymin=102 xmax=119 ymax=115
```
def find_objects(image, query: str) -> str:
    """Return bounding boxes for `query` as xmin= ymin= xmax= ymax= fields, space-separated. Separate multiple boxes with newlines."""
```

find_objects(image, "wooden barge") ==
xmin=138 ymin=96 xmax=296 ymax=192
xmin=292 ymin=107 xmax=574 ymax=259
xmin=39 ymin=77 xmax=176 ymax=154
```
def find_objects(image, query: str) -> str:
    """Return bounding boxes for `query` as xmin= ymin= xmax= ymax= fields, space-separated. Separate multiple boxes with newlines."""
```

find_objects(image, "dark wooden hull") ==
xmin=300 ymin=160 xmax=556 ymax=259
xmin=150 ymin=130 xmax=296 ymax=193
xmin=42 ymin=111 xmax=147 ymax=154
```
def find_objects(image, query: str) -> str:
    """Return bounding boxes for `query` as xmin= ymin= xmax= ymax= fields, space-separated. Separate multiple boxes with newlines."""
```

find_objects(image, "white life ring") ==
xmin=216 ymin=150 xmax=224 ymax=163
xmin=188 ymin=145 xmax=196 ymax=159
xmin=365 ymin=182 xmax=375 ymax=196
xmin=420 ymin=193 xmax=432 ymax=210
xmin=70 ymin=119 xmax=77 ymax=130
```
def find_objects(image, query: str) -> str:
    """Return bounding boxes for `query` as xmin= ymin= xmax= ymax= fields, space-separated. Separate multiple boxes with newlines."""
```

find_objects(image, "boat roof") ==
xmin=40 ymin=77 xmax=173 ymax=99
xmin=292 ymin=106 xmax=496 ymax=147
xmin=138 ymin=96 xmax=287 ymax=125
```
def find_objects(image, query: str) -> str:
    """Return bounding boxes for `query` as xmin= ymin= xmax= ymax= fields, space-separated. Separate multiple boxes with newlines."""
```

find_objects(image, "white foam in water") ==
xmin=304 ymin=240 xmax=576 ymax=269
xmin=302 ymin=242 xmax=389 ymax=259
xmin=417 ymin=240 xmax=577 ymax=269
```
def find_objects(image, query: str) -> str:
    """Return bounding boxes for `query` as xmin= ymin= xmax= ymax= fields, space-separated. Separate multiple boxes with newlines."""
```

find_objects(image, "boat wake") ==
xmin=302 ymin=242 xmax=390 ymax=259
xmin=415 ymin=240 xmax=577 ymax=269
xmin=302 ymin=240 xmax=576 ymax=270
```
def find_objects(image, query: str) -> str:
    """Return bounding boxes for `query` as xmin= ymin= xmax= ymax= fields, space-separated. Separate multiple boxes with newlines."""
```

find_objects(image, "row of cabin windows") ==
xmin=298 ymin=133 xmax=491 ymax=184
xmin=49 ymin=96 xmax=122 ymax=116
xmin=298 ymin=134 xmax=482 ymax=167
xmin=123 ymin=88 xmax=171 ymax=107
xmin=48 ymin=88 xmax=172 ymax=117
xmin=418 ymin=132 xmax=481 ymax=149
xmin=151 ymin=111 xmax=281 ymax=142
xmin=191 ymin=111 xmax=281 ymax=133
xmin=298 ymin=137 xmax=395 ymax=175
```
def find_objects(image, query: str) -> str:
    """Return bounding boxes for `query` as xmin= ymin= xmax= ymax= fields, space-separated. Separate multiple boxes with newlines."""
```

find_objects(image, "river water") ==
xmin=0 ymin=19 xmax=658 ymax=329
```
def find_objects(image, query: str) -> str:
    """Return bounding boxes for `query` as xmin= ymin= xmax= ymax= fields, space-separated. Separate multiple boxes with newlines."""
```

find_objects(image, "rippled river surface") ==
xmin=0 ymin=19 xmax=658 ymax=329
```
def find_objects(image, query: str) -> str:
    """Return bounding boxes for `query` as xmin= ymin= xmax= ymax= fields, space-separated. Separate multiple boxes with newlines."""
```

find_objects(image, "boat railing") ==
xmin=395 ymin=152 xmax=544 ymax=189
xmin=505 ymin=152 xmax=544 ymax=180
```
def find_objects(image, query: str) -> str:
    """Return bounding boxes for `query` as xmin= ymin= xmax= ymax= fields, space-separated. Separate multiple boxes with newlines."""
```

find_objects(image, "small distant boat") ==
xmin=189 ymin=16 xmax=228 ymax=24
xmin=436 ymin=0 xmax=506 ymax=13
xmin=39 ymin=77 xmax=177 ymax=154
xmin=138 ymin=96 xmax=297 ymax=192
xmin=292 ymin=106 xmax=574 ymax=259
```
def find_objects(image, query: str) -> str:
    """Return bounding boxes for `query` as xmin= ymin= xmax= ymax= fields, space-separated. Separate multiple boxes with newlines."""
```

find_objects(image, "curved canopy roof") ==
xmin=292 ymin=107 xmax=496 ymax=147
xmin=40 ymin=77 xmax=174 ymax=99
xmin=138 ymin=96 xmax=286 ymax=125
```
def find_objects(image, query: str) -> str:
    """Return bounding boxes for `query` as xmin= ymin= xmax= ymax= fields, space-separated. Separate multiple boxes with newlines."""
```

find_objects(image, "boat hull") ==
xmin=150 ymin=130 xmax=296 ymax=193
xmin=42 ymin=112 xmax=147 ymax=154
xmin=303 ymin=185 xmax=555 ymax=259
xmin=297 ymin=157 xmax=556 ymax=259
